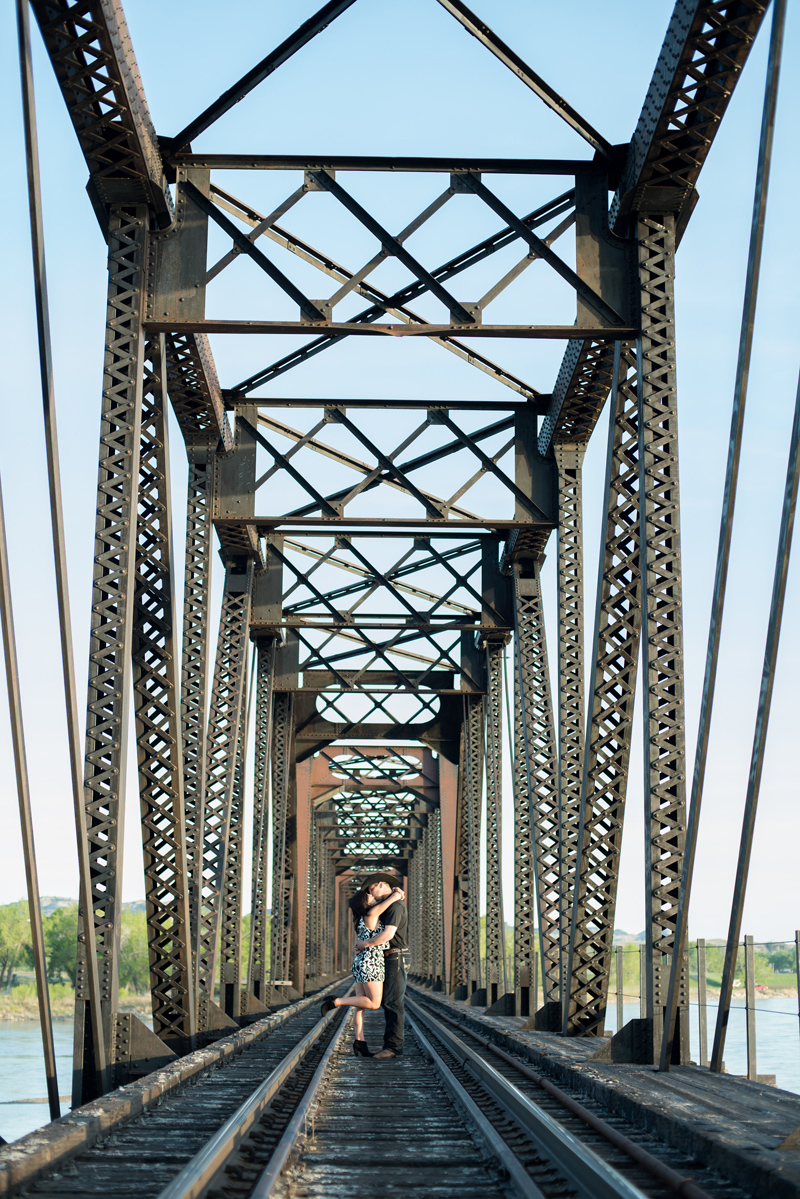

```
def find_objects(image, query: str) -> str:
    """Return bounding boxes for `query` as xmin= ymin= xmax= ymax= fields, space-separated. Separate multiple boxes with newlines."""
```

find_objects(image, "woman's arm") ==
xmin=369 ymin=887 xmax=404 ymax=919
xmin=360 ymin=887 xmax=404 ymax=931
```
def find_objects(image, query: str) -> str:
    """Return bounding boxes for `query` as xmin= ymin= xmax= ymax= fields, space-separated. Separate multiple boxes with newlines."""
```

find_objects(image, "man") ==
xmin=353 ymin=871 xmax=408 ymax=1059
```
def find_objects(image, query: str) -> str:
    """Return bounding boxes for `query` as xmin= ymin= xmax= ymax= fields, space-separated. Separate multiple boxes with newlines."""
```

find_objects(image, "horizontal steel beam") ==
xmin=147 ymin=321 xmax=636 ymax=340
xmin=225 ymin=396 xmax=547 ymax=411
xmin=167 ymin=154 xmax=603 ymax=174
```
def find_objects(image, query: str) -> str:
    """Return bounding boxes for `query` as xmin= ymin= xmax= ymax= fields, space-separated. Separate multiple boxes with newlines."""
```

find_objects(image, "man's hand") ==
xmin=353 ymin=940 xmax=366 ymax=953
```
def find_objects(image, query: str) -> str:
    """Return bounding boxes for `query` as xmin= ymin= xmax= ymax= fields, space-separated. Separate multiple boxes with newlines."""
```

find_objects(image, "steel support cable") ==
xmin=15 ymin=0 xmax=105 ymax=1101
xmin=660 ymin=0 xmax=787 ymax=1072
xmin=710 ymin=365 xmax=800 ymax=1073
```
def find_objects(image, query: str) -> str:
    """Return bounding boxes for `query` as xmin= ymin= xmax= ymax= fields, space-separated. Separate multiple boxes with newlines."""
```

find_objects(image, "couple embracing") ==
xmin=320 ymin=872 xmax=408 ymax=1059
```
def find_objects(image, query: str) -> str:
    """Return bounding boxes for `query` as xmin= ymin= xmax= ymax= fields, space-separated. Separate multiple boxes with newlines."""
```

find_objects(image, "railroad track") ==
xmin=17 ymin=987 xmax=752 ymax=1199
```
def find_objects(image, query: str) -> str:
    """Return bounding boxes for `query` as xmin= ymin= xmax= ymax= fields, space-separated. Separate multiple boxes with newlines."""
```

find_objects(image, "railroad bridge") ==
xmin=2 ymin=0 xmax=799 ymax=1196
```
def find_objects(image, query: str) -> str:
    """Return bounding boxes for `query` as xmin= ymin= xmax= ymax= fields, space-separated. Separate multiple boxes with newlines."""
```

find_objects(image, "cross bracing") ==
xmin=5 ymin=0 xmax=791 ymax=1117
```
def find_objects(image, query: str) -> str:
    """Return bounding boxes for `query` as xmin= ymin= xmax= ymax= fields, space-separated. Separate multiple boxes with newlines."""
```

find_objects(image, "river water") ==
xmin=1 ymin=998 xmax=799 ymax=1144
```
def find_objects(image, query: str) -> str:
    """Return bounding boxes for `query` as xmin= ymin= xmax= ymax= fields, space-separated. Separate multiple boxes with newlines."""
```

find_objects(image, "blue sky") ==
xmin=0 ymin=1 xmax=798 ymax=940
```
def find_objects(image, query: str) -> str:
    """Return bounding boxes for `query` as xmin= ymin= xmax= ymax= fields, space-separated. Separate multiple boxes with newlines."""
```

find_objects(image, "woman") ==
xmin=320 ymin=885 xmax=404 ymax=1056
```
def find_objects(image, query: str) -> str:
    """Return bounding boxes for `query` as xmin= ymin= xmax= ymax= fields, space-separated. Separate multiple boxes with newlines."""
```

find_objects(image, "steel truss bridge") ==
xmin=2 ymin=0 xmax=799 ymax=1188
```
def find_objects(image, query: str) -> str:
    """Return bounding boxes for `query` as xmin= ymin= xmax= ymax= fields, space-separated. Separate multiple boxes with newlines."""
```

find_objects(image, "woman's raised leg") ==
xmin=354 ymin=983 xmax=366 ymax=1041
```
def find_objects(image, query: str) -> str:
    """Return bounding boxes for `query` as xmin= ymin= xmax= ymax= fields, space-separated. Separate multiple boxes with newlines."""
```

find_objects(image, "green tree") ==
xmin=119 ymin=911 xmax=150 ymax=993
xmin=41 ymin=904 xmax=79 ymax=984
xmin=0 ymin=901 xmax=31 ymax=988
xmin=767 ymin=948 xmax=796 ymax=974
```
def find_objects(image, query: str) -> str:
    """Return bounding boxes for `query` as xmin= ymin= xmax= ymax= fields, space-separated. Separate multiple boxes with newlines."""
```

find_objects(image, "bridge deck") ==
xmin=415 ymin=988 xmax=800 ymax=1199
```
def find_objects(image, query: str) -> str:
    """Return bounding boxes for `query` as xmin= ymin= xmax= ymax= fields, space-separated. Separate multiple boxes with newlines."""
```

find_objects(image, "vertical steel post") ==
xmin=639 ymin=945 xmax=646 ymax=1019
xmin=465 ymin=695 xmax=483 ymax=996
xmin=196 ymin=562 xmax=253 ymax=1021
xmin=660 ymin=0 xmax=786 ymax=1071
xmin=554 ymin=443 xmax=585 ymax=998
xmin=270 ymin=692 xmax=295 ymax=988
xmin=796 ymin=932 xmax=800 ymax=1052
xmin=73 ymin=204 xmax=148 ymax=1104
xmin=182 ymin=447 xmax=216 ymax=953
xmin=616 ymin=945 xmax=624 ymax=1033
xmin=451 ymin=697 xmax=483 ymax=997
xmin=432 ymin=808 xmax=445 ymax=988
xmin=132 ymin=338 xmax=195 ymax=1047
xmin=484 ymin=642 xmax=508 ymax=1006
xmin=563 ymin=346 xmax=642 ymax=1037
xmin=248 ymin=638 xmax=276 ymax=1002
xmin=636 ymin=212 xmax=687 ymax=1061
xmin=711 ymin=368 xmax=800 ymax=1072
xmin=745 ymin=936 xmax=757 ymax=1081
xmin=219 ymin=647 xmax=252 ymax=1019
xmin=511 ymin=629 xmax=535 ymax=1018
xmin=697 ymin=939 xmax=708 ymax=1068
xmin=512 ymin=558 xmax=560 ymax=1010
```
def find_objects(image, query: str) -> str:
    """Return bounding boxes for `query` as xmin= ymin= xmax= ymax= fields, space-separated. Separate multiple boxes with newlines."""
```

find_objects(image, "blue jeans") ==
xmin=381 ymin=953 xmax=407 ymax=1053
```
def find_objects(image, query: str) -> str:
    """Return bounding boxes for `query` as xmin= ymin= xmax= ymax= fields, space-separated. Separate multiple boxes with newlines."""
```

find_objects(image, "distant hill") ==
xmin=38 ymin=897 xmax=146 ymax=916
xmin=612 ymin=928 xmax=646 ymax=945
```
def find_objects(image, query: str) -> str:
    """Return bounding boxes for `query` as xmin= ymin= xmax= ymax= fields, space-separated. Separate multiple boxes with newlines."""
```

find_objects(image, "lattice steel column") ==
xmin=484 ymin=641 xmax=508 ymax=1005
xmin=73 ymin=206 xmax=147 ymax=1103
xmin=132 ymin=337 xmax=194 ymax=1048
xmin=219 ymin=649 xmax=249 ymax=1019
xmin=511 ymin=634 xmax=536 ymax=1018
xmin=564 ymin=346 xmax=642 ymax=1037
xmin=196 ymin=563 xmax=253 ymax=1017
xmin=430 ymin=808 xmax=445 ymax=988
xmin=554 ymin=444 xmax=586 ymax=995
xmin=637 ymin=215 xmax=687 ymax=1027
xmin=248 ymin=638 xmax=276 ymax=1002
xmin=421 ymin=825 xmax=433 ymax=982
xmin=270 ymin=692 xmax=294 ymax=987
xmin=410 ymin=851 xmax=424 ymax=979
xmin=513 ymin=560 xmax=560 ymax=1008
xmin=181 ymin=447 xmax=215 ymax=948
xmin=450 ymin=696 xmax=483 ymax=995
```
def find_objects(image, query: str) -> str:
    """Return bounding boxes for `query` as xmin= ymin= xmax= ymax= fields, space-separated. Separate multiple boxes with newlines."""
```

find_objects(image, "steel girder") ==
xmin=449 ymin=698 xmax=483 ymax=997
xmin=484 ymin=642 xmax=508 ymax=1004
xmin=563 ymin=347 xmax=641 ymax=1037
xmin=132 ymin=337 xmax=194 ymax=1047
xmin=247 ymin=638 xmax=276 ymax=1002
xmin=218 ymin=649 xmax=249 ymax=1019
xmin=72 ymin=205 xmax=147 ymax=1103
xmin=539 ymin=0 xmax=769 ymax=459
xmin=637 ymin=215 xmax=688 ymax=1028
xmin=512 ymin=559 xmax=560 ymax=1007
xmin=181 ymin=447 xmax=215 ymax=947
xmin=29 ymin=0 xmax=171 ymax=225
xmin=270 ymin=692 xmax=295 ymax=987
xmin=554 ymin=444 xmax=585 ymax=1001
xmin=510 ymin=619 xmax=534 ymax=1019
xmin=196 ymin=563 xmax=253 ymax=1018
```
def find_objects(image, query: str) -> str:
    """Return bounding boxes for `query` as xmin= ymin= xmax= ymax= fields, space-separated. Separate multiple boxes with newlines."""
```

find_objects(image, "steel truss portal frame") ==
xmin=19 ymin=0 xmax=773 ymax=1092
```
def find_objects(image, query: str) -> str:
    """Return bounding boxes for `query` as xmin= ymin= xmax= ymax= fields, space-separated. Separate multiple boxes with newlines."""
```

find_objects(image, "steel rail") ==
xmin=408 ymin=1002 xmax=647 ymax=1199
xmin=156 ymin=992 xmax=353 ymax=1199
xmin=410 ymin=994 xmax=717 ymax=1199
xmin=408 ymin=1014 xmax=544 ymax=1199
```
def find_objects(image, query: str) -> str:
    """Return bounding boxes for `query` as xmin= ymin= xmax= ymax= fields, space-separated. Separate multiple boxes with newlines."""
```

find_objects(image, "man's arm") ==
xmin=354 ymin=924 xmax=397 ymax=953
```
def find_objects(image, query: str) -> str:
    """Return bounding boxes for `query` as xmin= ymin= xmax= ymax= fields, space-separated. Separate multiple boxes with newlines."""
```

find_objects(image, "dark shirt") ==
xmin=380 ymin=899 xmax=408 ymax=951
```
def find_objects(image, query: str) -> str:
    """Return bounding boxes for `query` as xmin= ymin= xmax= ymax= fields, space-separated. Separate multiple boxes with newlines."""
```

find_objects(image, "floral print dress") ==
xmin=351 ymin=916 xmax=386 ymax=983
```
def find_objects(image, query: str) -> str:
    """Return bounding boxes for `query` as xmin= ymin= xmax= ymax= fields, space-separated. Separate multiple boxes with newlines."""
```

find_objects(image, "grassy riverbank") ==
xmin=0 ymin=983 xmax=151 ymax=1022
